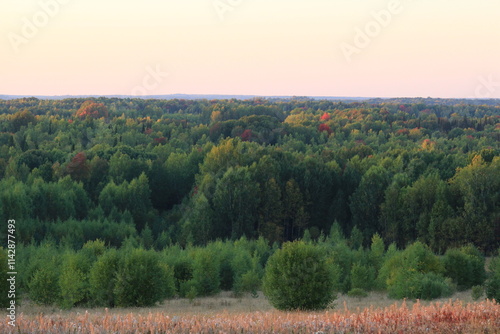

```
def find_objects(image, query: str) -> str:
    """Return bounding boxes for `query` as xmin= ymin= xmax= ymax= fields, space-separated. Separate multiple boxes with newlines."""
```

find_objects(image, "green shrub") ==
xmin=486 ymin=255 xmax=500 ymax=300
xmin=417 ymin=273 xmax=455 ymax=300
xmin=89 ymin=249 xmax=120 ymax=307
xmin=330 ymin=241 xmax=355 ymax=293
xmin=347 ymin=288 xmax=368 ymax=298
xmin=350 ymin=262 xmax=375 ymax=291
xmin=388 ymin=271 xmax=454 ymax=300
xmin=443 ymin=245 xmax=486 ymax=290
xmin=263 ymin=241 xmax=337 ymax=311
xmin=173 ymin=257 xmax=194 ymax=295
xmin=381 ymin=242 xmax=451 ymax=300
xmin=114 ymin=248 xmax=174 ymax=307
xmin=231 ymin=249 xmax=253 ymax=296
xmin=179 ymin=280 xmax=198 ymax=299
xmin=29 ymin=265 xmax=60 ymax=305
xmin=238 ymin=270 xmax=261 ymax=297
xmin=192 ymin=249 xmax=220 ymax=296
xmin=58 ymin=251 xmax=91 ymax=309
xmin=471 ymin=285 xmax=484 ymax=301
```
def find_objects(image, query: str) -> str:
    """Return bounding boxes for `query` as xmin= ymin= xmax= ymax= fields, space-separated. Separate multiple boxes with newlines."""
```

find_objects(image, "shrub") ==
xmin=179 ymin=280 xmax=198 ymax=299
xmin=263 ymin=241 xmax=336 ymax=311
xmin=381 ymin=242 xmax=451 ymax=300
xmin=471 ymin=285 xmax=484 ymax=301
xmin=347 ymin=288 xmax=368 ymax=298
xmin=388 ymin=271 xmax=454 ymax=300
xmin=485 ymin=255 xmax=500 ymax=300
xmin=114 ymin=248 xmax=174 ymax=307
xmin=238 ymin=270 xmax=261 ymax=297
xmin=89 ymin=249 xmax=120 ymax=307
xmin=58 ymin=251 xmax=91 ymax=309
xmin=192 ymin=249 xmax=220 ymax=296
xmin=173 ymin=257 xmax=194 ymax=295
xmin=29 ymin=265 xmax=60 ymax=305
xmin=350 ymin=262 xmax=376 ymax=291
xmin=417 ymin=273 xmax=455 ymax=300
xmin=443 ymin=245 xmax=486 ymax=290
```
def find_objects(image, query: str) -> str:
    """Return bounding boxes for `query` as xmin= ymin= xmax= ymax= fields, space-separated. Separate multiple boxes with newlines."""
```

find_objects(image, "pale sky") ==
xmin=1 ymin=0 xmax=499 ymax=98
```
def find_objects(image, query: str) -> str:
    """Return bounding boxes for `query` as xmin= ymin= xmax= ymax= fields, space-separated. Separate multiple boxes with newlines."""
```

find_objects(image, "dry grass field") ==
xmin=3 ymin=290 xmax=499 ymax=333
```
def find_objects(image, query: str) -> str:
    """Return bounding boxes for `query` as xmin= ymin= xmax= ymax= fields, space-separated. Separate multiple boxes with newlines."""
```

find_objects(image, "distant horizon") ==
xmin=1 ymin=93 xmax=500 ymax=102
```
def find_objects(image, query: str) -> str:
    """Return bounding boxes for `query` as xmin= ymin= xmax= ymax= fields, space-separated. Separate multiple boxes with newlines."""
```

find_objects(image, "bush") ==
xmin=192 ymin=249 xmax=220 ymax=296
xmin=263 ymin=241 xmax=336 ymax=311
xmin=179 ymin=280 xmax=198 ymax=299
xmin=381 ymin=242 xmax=452 ymax=300
xmin=417 ymin=273 xmax=455 ymax=300
xmin=350 ymin=262 xmax=375 ymax=291
xmin=114 ymin=248 xmax=174 ymax=307
xmin=89 ymin=249 xmax=120 ymax=307
xmin=58 ymin=251 xmax=90 ymax=309
xmin=486 ymin=255 xmax=500 ymax=301
xmin=172 ymin=257 xmax=194 ymax=295
xmin=388 ymin=271 xmax=454 ymax=300
xmin=443 ymin=245 xmax=486 ymax=290
xmin=347 ymin=288 xmax=368 ymax=298
xmin=471 ymin=285 xmax=484 ymax=301
xmin=29 ymin=265 xmax=60 ymax=305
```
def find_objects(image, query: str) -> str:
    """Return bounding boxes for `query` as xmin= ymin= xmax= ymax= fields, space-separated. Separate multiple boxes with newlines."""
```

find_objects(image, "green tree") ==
xmin=485 ymin=252 xmax=500 ymax=300
xmin=213 ymin=167 xmax=260 ymax=240
xmin=350 ymin=165 xmax=391 ymax=243
xmin=114 ymin=248 xmax=174 ymax=307
xmin=191 ymin=248 xmax=221 ymax=296
xmin=89 ymin=249 xmax=120 ymax=307
xmin=263 ymin=241 xmax=336 ymax=310
xmin=443 ymin=245 xmax=486 ymax=290
xmin=258 ymin=178 xmax=284 ymax=243
xmin=451 ymin=156 xmax=500 ymax=252
xmin=283 ymin=179 xmax=309 ymax=241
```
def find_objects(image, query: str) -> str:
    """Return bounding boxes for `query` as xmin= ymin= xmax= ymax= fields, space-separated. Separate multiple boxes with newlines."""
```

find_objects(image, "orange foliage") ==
xmin=5 ymin=300 xmax=499 ymax=333
xmin=320 ymin=112 xmax=331 ymax=121
xmin=75 ymin=101 xmax=108 ymax=119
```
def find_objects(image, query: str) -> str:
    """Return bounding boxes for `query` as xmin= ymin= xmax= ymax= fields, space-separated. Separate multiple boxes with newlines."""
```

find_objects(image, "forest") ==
xmin=0 ymin=97 xmax=499 ymax=311
xmin=0 ymin=97 xmax=498 ymax=252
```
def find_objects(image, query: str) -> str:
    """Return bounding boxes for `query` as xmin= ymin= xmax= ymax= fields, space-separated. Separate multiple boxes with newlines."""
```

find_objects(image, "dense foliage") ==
xmin=263 ymin=241 xmax=336 ymax=310
xmin=0 ymin=97 xmax=498 ymax=253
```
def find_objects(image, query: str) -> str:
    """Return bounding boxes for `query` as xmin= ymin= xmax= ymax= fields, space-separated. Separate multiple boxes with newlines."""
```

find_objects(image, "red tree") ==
xmin=318 ymin=123 xmax=332 ymax=135
xmin=66 ymin=152 xmax=90 ymax=181
xmin=241 ymin=129 xmax=253 ymax=142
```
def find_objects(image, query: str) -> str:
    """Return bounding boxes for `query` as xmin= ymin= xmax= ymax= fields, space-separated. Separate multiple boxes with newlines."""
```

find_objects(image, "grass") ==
xmin=2 ymin=290 xmax=498 ymax=333
xmin=13 ymin=289 xmax=483 ymax=317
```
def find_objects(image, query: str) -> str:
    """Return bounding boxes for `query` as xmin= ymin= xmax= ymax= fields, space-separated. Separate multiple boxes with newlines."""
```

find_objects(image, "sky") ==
xmin=1 ymin=0 xmax=499 ymax=98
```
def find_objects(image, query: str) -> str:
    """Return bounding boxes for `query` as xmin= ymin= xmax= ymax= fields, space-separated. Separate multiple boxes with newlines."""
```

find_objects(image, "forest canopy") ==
xmin=0 ymin=97 xmax=498 ymax=253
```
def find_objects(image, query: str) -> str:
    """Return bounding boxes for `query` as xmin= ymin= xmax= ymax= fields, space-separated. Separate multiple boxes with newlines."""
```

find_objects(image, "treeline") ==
xmin=3 ymin=233 xmax=500 ymax=309
xmin=0 ymin=98 xmax=499 ymax=253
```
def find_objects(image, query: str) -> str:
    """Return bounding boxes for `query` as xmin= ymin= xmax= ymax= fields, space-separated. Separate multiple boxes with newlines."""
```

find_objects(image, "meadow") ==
xmin=4 ymin=292 xmax=499 ymax=333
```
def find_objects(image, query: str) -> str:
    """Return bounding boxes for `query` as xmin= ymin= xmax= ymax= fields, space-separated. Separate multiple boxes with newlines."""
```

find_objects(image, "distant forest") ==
xmin=0 ymin=97 xmax=498 ymax=253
